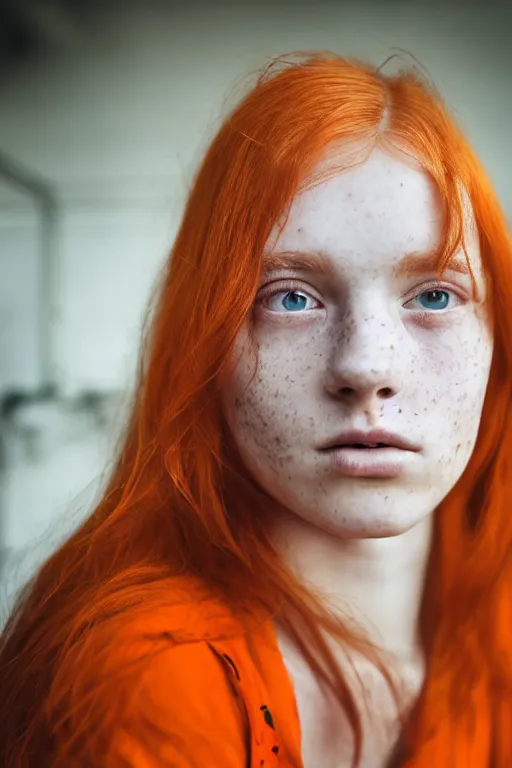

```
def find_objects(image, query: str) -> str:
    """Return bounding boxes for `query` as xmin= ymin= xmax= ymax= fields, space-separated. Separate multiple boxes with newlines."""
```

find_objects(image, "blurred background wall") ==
xmin=0 ymin=0 xmax=510 ymax=615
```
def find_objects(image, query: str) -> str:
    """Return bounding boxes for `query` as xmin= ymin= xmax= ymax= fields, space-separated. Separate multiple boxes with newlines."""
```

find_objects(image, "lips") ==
xmin=319 ymin=429 xmax=420 ymax=454
xmin=318 ymin=429 xmax=420 ymax=478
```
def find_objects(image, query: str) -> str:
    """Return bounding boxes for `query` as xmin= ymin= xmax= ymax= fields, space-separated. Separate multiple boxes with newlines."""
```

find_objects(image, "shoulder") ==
xmin=99 ymin=573 xmax=254 ymax=696
xmin=116 ymin=639 xmax=250 ymax=767
xmin=61 ymin=575 xmax=254 ymax=767
xmin=70 ymin=639 xmax=251 ymax=768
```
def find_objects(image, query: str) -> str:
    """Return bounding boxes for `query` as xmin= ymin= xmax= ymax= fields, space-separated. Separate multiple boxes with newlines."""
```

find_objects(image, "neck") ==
xmin=271 ymin=511 xmax=434 ymax=661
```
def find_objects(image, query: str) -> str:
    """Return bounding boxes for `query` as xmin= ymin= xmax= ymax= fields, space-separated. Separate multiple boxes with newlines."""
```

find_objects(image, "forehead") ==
xmin=268 ymin=148 xmax=480 ymax=271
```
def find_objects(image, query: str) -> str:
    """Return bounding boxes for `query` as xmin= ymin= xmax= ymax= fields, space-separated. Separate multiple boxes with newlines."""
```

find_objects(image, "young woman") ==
xmin=1 ymin=51 xmax=511 ymax=768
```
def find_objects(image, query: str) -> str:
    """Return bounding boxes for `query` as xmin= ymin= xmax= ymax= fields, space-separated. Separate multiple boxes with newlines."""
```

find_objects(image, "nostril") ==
xmin=336 ymin=385 xmax=396 ymax=400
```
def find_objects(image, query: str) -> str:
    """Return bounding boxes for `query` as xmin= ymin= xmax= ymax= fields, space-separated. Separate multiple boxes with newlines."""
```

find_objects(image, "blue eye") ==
xmin=416 ymin=289 xmax=451 ymax=310
xmin=264 ymin=289 xmax=319 ymax=312
xmin=282 ymin=291 xmax=309 ymax=311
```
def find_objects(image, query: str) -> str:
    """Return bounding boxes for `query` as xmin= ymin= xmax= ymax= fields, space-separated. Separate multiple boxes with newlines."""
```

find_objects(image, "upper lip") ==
xmin=319 ymin=428 xmax=420 ymax=452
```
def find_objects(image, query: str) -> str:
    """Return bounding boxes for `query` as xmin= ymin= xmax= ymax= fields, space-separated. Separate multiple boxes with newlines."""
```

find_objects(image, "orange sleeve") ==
xmin=110 ymin=641 xmax=249 ymax=768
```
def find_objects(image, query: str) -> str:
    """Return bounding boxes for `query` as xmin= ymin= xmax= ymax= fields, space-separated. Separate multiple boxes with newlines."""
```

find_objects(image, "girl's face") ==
xmin=222 ymin=148 xmax=493 ymax=538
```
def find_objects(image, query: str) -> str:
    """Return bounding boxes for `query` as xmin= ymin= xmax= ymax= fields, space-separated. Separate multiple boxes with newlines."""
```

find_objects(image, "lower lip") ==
xmin=322 ymin=447 xmax=414 ymax=478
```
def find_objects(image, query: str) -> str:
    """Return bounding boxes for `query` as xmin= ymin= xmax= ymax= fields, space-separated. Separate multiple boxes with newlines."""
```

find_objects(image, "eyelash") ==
xmin=257 ymin=281 xmax=466 ymax=313
xmin=403 ymin=282 xmax=463 ymax=311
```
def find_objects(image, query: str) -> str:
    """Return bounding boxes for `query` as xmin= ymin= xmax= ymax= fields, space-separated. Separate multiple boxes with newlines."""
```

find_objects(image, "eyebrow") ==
xmin=262 ymin=248 xmax=473 ymax=278
xmin=395 ymin=250 xmax=472 ymax=278
xmin=262 ymin=250 xmax=335 ymax=276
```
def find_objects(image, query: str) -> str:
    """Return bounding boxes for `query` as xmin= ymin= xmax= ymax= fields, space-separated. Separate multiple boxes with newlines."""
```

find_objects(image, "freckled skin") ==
xmin=222 ymin=148 xmax=493 ymax=539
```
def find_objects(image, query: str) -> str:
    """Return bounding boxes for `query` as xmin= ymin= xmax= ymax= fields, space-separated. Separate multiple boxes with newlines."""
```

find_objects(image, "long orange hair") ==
xmin=1 ymin=51 xmax=512 ymax=767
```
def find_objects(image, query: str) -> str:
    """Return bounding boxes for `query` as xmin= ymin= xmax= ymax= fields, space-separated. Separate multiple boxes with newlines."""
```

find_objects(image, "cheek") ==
xmin=423 ymin=325 xmax=493 ymax=453
xmin=449 ymin=325 xmax=492 ymax=408
xmin=224 ymin=385 xmax=295 ymax=480
xmin=223 ymin=338 xmax=317 ymax=471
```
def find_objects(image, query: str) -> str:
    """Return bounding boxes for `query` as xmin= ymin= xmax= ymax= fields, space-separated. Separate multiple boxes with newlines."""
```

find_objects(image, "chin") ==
xmin=337 ymin=520 xmax=422 ymax=539
xmin=297 ymin=501 xmax=434 ymax=541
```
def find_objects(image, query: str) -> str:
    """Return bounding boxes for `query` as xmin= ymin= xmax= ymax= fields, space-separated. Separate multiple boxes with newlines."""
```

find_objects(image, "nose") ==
xmin=324 ymin=308 xmax=405 ymax=409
